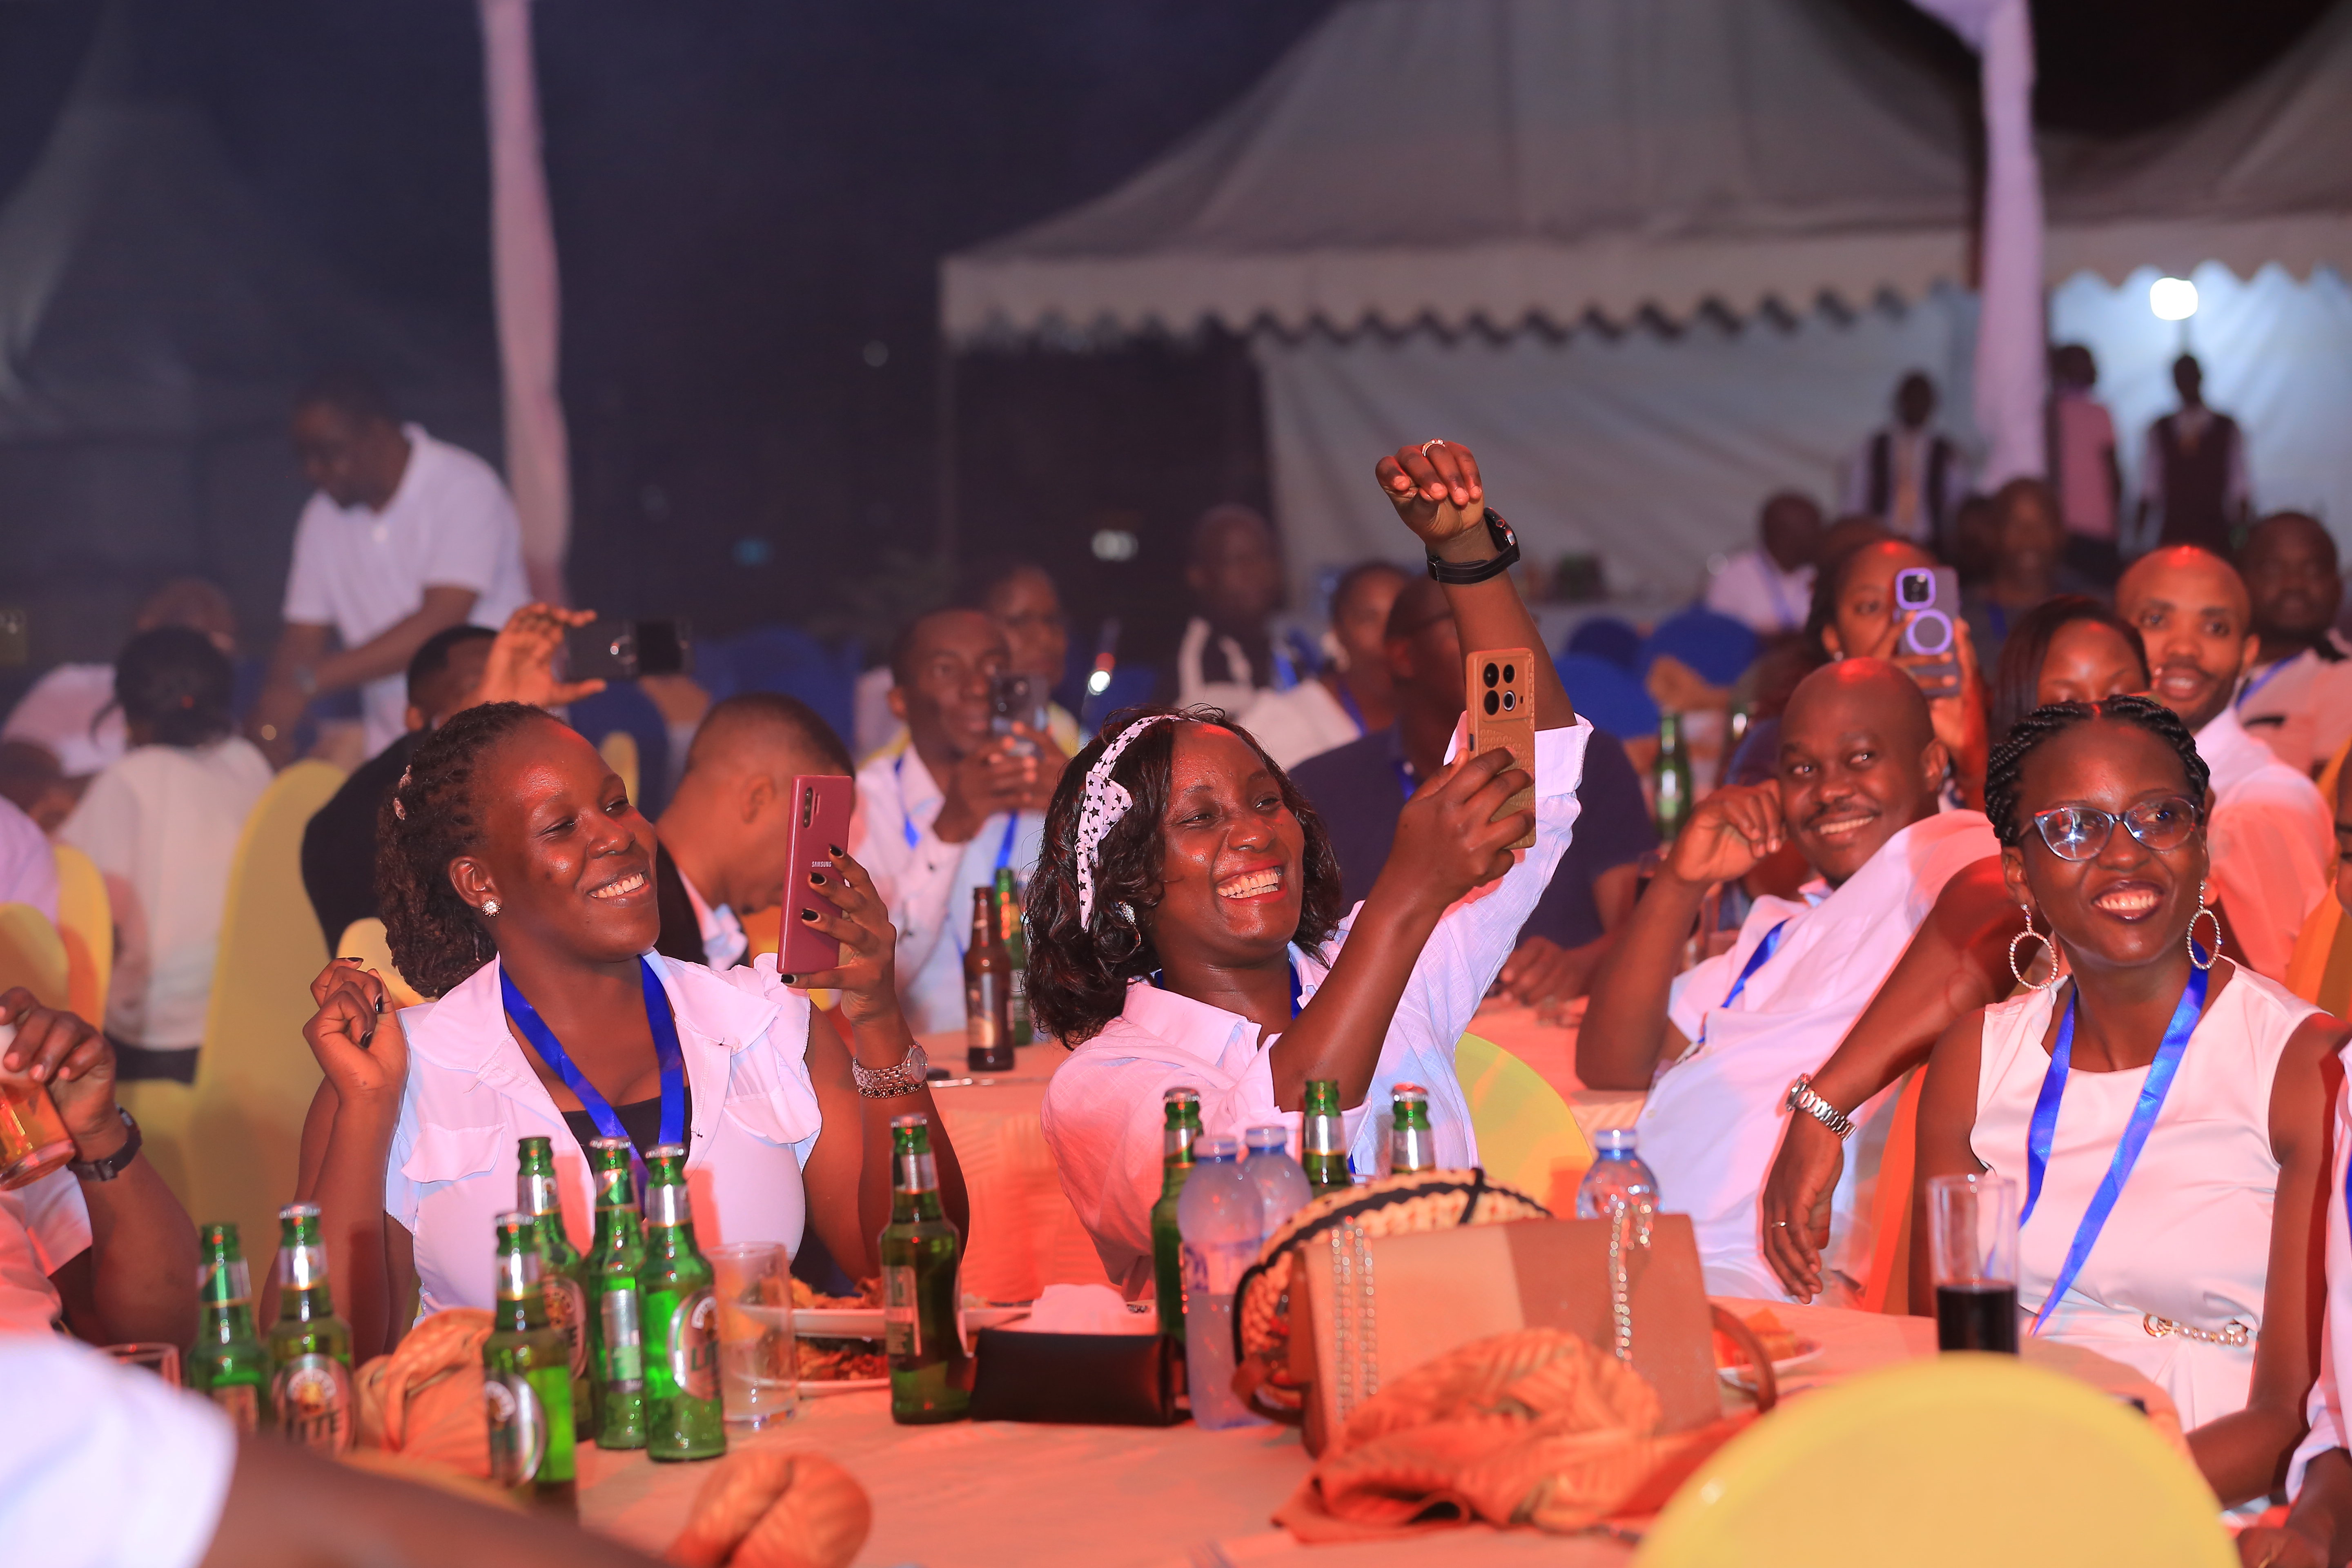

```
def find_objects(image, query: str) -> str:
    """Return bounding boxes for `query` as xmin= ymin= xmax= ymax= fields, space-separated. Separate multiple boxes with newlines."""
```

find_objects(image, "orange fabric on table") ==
xmin=355 ymin=1307 xmax=494 ymax=1478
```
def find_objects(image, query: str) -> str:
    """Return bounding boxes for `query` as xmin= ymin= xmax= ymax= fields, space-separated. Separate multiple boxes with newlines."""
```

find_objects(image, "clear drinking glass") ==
xmin=105 ymin=1342 xmax=184 ymax=1387
xmin=707 ymin=1242 xmax=796 ymax=1427
xmin=1926 ymin=1173 xmax=2021 ymax=1353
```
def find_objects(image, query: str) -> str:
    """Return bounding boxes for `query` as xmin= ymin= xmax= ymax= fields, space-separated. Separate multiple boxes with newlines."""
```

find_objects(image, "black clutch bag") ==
xmin=967 ymin=1330 xmax=1182 ymax=1426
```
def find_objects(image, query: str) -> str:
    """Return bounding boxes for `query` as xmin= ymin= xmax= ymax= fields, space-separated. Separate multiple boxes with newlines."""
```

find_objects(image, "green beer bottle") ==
xmin=880 ymin=1114 xmax=970 ymax=1423
xmin=484 ymin=1211 xmax=579 ymax=1512
xmin=1388 ymin=1082 xmax=1437 ymax=1175
xmin=267 ymin=1202 xmax=354 ymax=1453
xmin=516 ymin=1136 xmax=595 ymax=1434
xmin=189 ymin=1221 xmax=272 ymax=1434
xmin=1301 ymin=1078 xmax=1352 ymax=1195
xmin=994 ymin=866 xmax=1033 ymax=1047
xmin=1653 ymin=710 xmax=1694 ymax=841
xmin=640 ymin=1145 xmax=725 ymax=1461
xmin=584 ymin=1137 xmax=648 ymax=1450
xmin=1148 ymin=1086 xmax=1200 ymax=1341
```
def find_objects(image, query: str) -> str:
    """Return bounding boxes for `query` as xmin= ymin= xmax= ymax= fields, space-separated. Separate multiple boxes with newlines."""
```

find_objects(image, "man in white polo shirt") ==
xmin=247 ymin=369 xmax=530 ymax=766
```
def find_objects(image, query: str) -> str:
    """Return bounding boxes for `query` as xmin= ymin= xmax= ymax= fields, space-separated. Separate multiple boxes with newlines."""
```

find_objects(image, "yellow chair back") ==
xmin=739 ymin=904 xmax=781 ymax=961
xmin=186 ymin=760 xmax=345 ymax=1250
xmin=1455 ymin=1031 xmax=1593 ymax=1213
xmin=0 ymin=902 xmax=69 ymax=1008
xmin=599 ymin=731 xmax=640 ymax=807
xmin=1636 ymin=1354 xmax=2233 ymax=1567
xmin=334 ymin=918 xmax=425 ymax=1011
xmin=49 ymin=844 xmax=111 ymax=1024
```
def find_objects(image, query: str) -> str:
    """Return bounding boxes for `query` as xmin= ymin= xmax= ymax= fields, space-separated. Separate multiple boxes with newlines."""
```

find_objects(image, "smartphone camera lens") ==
xmin=1483 ymin=690 xmax=1501 ymax=716
xmin=1483 ymin=664 xmax=1499 ymax=688
xmin=1503 ymin=663 xmax=1516 ymax=684
xmin=1501 ymin=690 xmax=1517 ymax=711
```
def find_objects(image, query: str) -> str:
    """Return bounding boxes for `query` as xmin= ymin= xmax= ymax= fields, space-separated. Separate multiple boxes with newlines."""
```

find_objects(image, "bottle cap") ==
xmin=278 ymin=1201 xmax=321 ymax=1222
xmin=1194 ymin=1134 xmax=1240 ymax=1163
xmin=1391 ymin=1082 xmax=1428 ymax=1101
xmin=1243 ymin=1125 xmax=1288 ymax=1151
xmin=1595 ymin=1128 xmax=1639 ymax=1154
xmin=1163 ymin=1085 xmax=1201 ymax=1105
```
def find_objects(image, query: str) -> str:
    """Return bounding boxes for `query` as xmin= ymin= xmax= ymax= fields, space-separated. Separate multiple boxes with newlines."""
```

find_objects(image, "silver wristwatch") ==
xmin=851 ymin=1041 xmax=930 ymax=1099
xmin=1786 ymin=1074 xmax=1855 ymax=1140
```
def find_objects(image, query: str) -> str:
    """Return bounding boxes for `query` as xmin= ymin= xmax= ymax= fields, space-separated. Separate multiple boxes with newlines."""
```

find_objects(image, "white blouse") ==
xmin=1041 ymin=718 xmax=1592 ymax=1295
xmin=1972 ymin=964 xmax=2318 ymax=1431
xmin=387 ymin=951 xmax=822 ymax=1317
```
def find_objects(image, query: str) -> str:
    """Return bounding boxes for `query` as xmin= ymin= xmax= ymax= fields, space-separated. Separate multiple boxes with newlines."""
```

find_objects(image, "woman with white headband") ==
xmin=1033 ymin=441 xmax=1593 ymax=1293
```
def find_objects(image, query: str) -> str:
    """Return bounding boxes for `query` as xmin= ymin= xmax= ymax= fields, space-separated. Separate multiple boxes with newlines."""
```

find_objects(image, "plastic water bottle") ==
xmin=1576 ymin=1128 xmax=1661 ymax=1219
xmin=1241 ymin=1126 xmax=1311 ymax=1238
xmin=1178 ymin=1136 xmax=1267 ymax=1430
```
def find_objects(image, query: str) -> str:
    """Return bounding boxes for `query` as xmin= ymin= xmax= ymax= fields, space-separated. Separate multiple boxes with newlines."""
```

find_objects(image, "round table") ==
xmin=577 ymin=1298 xmax=2180 ymax=1567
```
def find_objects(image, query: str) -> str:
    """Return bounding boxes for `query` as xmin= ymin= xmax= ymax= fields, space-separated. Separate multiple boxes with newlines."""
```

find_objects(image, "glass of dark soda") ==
xmin=1927 ymin=1173 xmax=2020 ymax=1354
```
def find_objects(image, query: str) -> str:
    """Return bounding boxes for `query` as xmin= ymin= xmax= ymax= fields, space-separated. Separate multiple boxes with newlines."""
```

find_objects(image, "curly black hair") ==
xmin=1025 ymin=704 xmax=1346 ymax=1046
xmin=377 ymin=700 xmax=554 ymax=996
xmin=1983 ymin=694 xmax=2211 ymax=849
xmin=1986 ymin=595 xmax=2147 ymax=741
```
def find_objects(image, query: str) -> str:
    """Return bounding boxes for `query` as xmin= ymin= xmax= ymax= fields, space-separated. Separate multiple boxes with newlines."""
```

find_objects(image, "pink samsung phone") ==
xmin=780 ymin=774 xmax=857 ymax=976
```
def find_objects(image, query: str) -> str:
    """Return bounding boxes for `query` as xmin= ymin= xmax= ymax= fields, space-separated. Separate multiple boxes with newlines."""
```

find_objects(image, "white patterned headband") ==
xmin=1075 ymin=714 xmax=1180 ymax=927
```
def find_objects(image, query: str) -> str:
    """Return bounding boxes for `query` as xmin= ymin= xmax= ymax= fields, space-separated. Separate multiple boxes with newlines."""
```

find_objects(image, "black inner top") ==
xmin=561 ymin=1084 xmax=694 ymax=1162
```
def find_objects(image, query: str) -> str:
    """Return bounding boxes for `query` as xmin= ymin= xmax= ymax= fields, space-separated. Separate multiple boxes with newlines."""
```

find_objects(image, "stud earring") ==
xmin=2008 ymin=905 xmax=2062 ymax=991
xmin=482 ymin=899 xmax=501 ymax=918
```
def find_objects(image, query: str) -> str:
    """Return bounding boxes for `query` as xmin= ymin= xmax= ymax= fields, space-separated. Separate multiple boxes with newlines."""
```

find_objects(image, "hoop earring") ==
xmin=2187 ymin=887 xmax=2222 ymax=971
xmin=2009 ymin=906 xmax=2062 ymax=991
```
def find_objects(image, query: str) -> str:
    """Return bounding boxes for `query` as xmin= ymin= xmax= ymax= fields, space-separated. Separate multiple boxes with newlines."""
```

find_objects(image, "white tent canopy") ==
xmin=942 ymin=0 xmax=2352 ymax=342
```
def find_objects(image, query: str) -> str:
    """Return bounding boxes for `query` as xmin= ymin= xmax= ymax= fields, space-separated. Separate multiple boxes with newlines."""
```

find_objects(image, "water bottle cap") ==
xmin=1194 ymin=1134 xmax=1240 ymax=1162
xmin=1243 ymin=1125 xmax=1287 ymax=1151
xmin=1595 ymin=1128 xmax=1639 ymax=1155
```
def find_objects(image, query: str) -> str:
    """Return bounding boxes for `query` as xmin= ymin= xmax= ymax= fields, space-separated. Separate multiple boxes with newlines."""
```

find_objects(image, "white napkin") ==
xmin=998 ymin=1283 xmax=1157 ymax=1335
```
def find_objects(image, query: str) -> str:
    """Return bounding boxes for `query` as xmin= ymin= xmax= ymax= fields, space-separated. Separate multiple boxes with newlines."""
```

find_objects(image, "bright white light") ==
xmin=1090 ymin=528 xmax=1139 ymax=562
xmin=2149 ymin=276 xmax=2198 ymax=321
xmin=1086 ymin=669 xmax=1112 ymax=695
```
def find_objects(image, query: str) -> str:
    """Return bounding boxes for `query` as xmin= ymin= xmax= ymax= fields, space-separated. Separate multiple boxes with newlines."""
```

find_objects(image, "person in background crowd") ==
xmin=1815 ymin=536 xmax=1990 ymax=810
xmin=300 ymin=624 xmax=496 ymax=948
xmin=0 ymin=742 xmax=76 ymax=834
xmin=0 ymin=1337 xmax=661 ymax=1568
xmin=1581 ymin=660 xmax=1998 ymax=1301
xmin=951 ymin=557 xmax=1087 ymax=754
xmin=1291 ymin=576 xmax=1651 ymax=1010
xmin=1962 ymin=478 xmax=2091 ymax=675
xmin=2046 ymin=343 xmax=2123 ymax=585
xmin=0 ymin=788 xmax=55 ymax=922
xmin=0 ymin=989 xmax=198 ymax=1343
xmin=1036 ymin=439 xmax=1588 ymax=1291
xmin=1163 ymin=504 xmax=1308 ymax=712
xmin=1242 ymin=561 xmax=1410 ymax=769
xmin=2138 ymin=354 xmax=2252 ymax=555
xmin=59 ymin=629 xmax=271 ymax=1083
xmin=1758 ymin=598 xmax=2151 ymax=1300
xmin=2120 ymin=546 xmax=2330 ymax=978
xmin=2276 ymin=753 xmax=2352 ymax=1020
xmin=853 ymin=608 xmax=1059 ymax=1033
xmin=1840 ymin=372 xmax=1970 ymax=552
xmin=2235 ymin=512 xmax=2352 ymax=778
xmin=248 ymin=369 xmax=531 ymax=767
xmin=294 ymin=702 xmax=966 ymax=1352
xmin=1705 ymin=492 xmax=1823 ymax=639
xmin=653 ymin=692 xmax=859 ymax=972
xmin=1913 ymin=698 xmax=2336 ymax=1506
xmin=2 ymin=577 xmax=240 ymax=794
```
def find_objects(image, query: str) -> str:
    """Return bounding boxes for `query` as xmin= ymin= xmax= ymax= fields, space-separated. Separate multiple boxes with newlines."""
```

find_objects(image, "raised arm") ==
xmin=287 ymin=959 xmax=409 ymax=1360
xmin=1760 ymin=857 xmax=2023 ymax=1299
xmin=1578 ymin=783 xmax=1786 ymax=1091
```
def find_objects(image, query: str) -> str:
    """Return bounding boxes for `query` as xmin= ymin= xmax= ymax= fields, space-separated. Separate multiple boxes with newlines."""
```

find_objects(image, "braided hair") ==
xmin=115 ymin=626 xmax=233 ymax=748
xmin=1023 ymin=705 xmax=1346 ymax=1046
xmin=1982 ymin=694 xmax=2210 ymax=849
xmin=376 ymin=701 xmax=552 ymax=996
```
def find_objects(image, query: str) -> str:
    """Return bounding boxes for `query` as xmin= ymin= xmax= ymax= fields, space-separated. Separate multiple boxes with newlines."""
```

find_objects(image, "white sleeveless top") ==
xmin=1971 ymin=964 xmax=2319 ymax=1430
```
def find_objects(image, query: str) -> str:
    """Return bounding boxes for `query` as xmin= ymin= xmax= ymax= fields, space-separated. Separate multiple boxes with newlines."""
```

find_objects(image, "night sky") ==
xmin=0 ymin=0 xmax=2333 ymax=656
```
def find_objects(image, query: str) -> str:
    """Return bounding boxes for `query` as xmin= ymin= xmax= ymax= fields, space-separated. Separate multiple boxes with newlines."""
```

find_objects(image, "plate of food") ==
xmin=786 ymin=1280 xmax=1030 ymax=1339
xmin=795 ymin=1336 xmax=889 ymax=1394
xmin=1713 ymin=1306 xmax=1824 ymax=1383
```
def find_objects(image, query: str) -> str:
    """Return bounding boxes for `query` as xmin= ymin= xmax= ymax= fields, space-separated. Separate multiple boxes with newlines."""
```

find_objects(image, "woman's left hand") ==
xmin=786 ymin=847 xmax=904 ymax=1033
xmin=1375 ymin=441 xmax=1490 ymax=553
xmin=0 ymin=989 xmax=118 ymax=1150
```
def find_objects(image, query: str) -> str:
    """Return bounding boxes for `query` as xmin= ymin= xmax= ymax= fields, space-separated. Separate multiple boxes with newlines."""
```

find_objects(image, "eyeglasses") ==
xmin=2029 ymin=796 xmax=2201 ymax=861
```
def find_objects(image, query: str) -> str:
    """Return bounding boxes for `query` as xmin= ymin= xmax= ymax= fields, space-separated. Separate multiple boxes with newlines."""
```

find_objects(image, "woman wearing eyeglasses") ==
xmin=1911 ymin=694 xmax=2345 ymax=1509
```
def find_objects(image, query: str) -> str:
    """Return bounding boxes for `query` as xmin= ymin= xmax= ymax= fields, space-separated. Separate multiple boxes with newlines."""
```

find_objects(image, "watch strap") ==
xmin=67 ymin=1108 xmax=142 ymax=1182
xmin=851 ymin=1041 xmax=930 ymax=1099
xmin=1786 ymin=1075 xmax=1856 ymax=1141
xmin=1426 ymin=508 xmax=1521 ymax=586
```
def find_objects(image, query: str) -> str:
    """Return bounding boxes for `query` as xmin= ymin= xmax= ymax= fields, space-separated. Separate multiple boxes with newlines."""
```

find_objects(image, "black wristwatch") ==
xmin=67 ymin=1108 xmax=142 ymax=1183
xmin=1426 ymin=508 xmax=1521 ymax=586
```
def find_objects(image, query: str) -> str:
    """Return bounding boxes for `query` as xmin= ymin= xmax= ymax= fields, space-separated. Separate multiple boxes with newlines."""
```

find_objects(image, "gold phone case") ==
xmin=1466 ymin=648 xmax=1537 ymax=851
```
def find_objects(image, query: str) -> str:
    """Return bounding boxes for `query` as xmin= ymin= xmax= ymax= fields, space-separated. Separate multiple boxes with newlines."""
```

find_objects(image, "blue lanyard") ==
xmin=1151 ymin=960 xmax=1303 ymax=1019
xmin=2020 ymin=958 xmax=2209 ymax=1335
xmin=501 ymin=957 xmax=688 ymax=1178
xmin=898 ymin=751 xmax=1021 ymax=870
xmin=1271 ymin=636 xmax=1301 ymax=693
xmin=1697 ymin=918 xmax=1789 ymax=1046
xmin=2236 ymin=658 xmax=2292 ymax=712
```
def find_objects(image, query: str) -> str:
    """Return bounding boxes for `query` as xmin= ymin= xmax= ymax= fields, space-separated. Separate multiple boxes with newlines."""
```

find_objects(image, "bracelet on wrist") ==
xmin=851 ymin=1041 xmax=930 ymax=1099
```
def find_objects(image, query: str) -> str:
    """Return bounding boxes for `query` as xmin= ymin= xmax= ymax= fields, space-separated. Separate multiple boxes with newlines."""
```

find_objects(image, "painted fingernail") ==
xmin=829 ymin=844 xmax=844 ymax=856
xmin=779 ymin=973 xmax=796 ymax=984
xmin=801 ymin=908 xmax=819 ymax=922
xmin=339 ymin=955 xmax=362 ymax=964
xmin=809 ymin=871 xmax=826 ymax=885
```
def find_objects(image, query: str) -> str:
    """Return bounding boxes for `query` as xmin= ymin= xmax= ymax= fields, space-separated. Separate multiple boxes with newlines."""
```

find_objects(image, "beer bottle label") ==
xmin=601 ymin=1287 xmax=645 ymax=1390
xmin=483 ymin=1372 xmax=548 ymax=1487
xmin=965 ymin=976 xmax=1000 ymax=1049
xmin=668 ymin=1289 xmax=719 ymax=1400
xmin=273 ymin=1354 xmax=352 ymax=1453
xmin=543 ymin=1276 xmax=590 ymax=1377
xmin=207 ymin=1383 xmax=260 ymax=1436
xmin=884 ymin=1263 xmax=919 ymax=1357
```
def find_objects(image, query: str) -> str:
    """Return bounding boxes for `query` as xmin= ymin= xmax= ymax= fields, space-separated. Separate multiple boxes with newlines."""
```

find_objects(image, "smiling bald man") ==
xmin=1579 ymin=659 xmax=2000 ymax=1300
xmin=2120 ymin=546 xmax=2332 ymax=978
